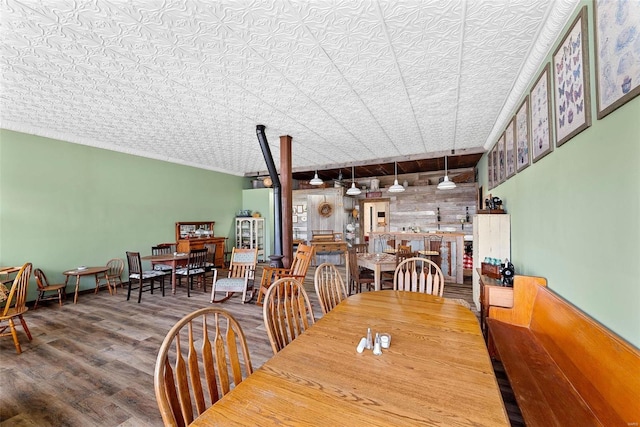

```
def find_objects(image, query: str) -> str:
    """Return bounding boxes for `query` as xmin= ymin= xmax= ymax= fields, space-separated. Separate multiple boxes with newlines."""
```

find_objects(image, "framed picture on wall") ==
xmin=487 ymin=145 xmax=494 ymax=189
xmin=552 ymin=6 xmax=591 ymax=147
xmin=505 ymin=119 xmax=516 ymax=179
xmin=515 ymin=96 xmax=531 ymax=171
xmin=594 ymin=0 xmax=640 ymax=119
xmin=531 ymin=64 xmax=554 ymax=162
xmin=492 ymin=145 xmax=499 ymax=186
xmin=497 ymin=133 xmax=506 ymax=184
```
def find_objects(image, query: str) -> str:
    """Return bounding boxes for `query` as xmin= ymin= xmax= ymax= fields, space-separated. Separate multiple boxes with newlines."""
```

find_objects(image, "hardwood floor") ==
xmin=0 ymin=264 xmax=521 ymax=426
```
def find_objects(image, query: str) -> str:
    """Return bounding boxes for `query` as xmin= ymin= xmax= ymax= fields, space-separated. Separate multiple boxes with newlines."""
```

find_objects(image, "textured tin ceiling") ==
xmin=0 ymin=0 xmax=578 ymax=177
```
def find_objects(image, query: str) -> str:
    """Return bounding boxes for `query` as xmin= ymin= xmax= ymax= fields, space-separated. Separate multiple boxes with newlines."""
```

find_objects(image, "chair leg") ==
xmin=127 ymin=280 xmax=132 ymax=301
xmin=9 ymin=318 xmax=22 ymax=354
xmin=58 ymin=289 xmax=63 ymax=306
xmin=34 ymin=292 xmax=42 ymax=309
xmin=137 ymin=279 xmax=143 ymax=303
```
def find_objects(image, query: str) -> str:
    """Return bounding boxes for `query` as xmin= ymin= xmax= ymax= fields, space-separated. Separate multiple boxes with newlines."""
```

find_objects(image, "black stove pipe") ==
xmin=256 ymin=125 xmax=283 ymax=257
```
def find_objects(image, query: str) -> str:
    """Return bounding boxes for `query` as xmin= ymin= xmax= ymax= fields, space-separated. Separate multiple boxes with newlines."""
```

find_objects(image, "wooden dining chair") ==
xmin=126 ymin=251 xmax=168 ymax=303
xmin=393 ymin=257 xmax=445 ymax=296
xmin=256 ymin=243 xmax=315 ymax=305
xmin=314 ymin=263 xmax=348 ymax=314
xmin=33 ymin=268 xmax=66 ymax=308
xmin=0 ymin=263 xmax=33 ymax=354
xmin=419 ymin=234 xmax=442 ymax=261
xmin=152 ymin=245 xmax=174 ymax=273
xmin=175 ymin=248 xmax=208 ymax=297
xmin=263 ymin=277 xmax=315 ymax=355
xmin=347 ymin=248 xmax=374 ymax=295
xmin=154 ymin=307 xmax=253 ymax=427
xmin=104 ymin=258 xmax=124 ymax=293
xmin=210 ymin=247 xmax=257 ymax=304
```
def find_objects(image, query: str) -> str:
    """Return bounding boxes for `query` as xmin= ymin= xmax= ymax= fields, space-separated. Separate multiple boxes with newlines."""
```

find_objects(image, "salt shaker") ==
xmin=366 ymin=328 xmax=373 ymax=350
xmin=356 ymin=337 xmax=367 ymax=353
xmin=373 ymin=333 xmax=382 ymax=356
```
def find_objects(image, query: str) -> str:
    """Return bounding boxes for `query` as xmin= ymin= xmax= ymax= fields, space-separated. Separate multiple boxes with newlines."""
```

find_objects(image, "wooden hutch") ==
xmin=175 ymin=221 xmax=225 ymax=267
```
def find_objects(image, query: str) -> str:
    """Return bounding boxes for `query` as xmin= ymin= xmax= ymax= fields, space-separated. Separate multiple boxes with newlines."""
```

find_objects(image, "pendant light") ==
xmin=346 ymin=166 xmax=361 ymax=196
xmin=310 ymin=170 xmax=323 ymax=186
xmin=437 ymin=155 xmax=457 ymax=190
xmin=388 ymin=161 xmax=405 ymax=193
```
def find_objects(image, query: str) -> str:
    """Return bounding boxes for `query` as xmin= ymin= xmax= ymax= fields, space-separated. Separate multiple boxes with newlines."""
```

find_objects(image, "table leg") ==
xmin=374 ymin=265 xmax=381 ymax=291
xmin=74 ymin=275 xmax=81 ymax=304
xmin=171 ymin=261 xmax=177 ymax=295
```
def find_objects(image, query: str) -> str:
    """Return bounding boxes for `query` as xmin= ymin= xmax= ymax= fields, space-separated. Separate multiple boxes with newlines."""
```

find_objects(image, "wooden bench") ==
xmin=487 ymin=276 xmax=640 ymax=426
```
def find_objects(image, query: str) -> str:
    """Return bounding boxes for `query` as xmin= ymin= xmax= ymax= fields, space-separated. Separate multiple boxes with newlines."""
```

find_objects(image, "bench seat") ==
xmin=487 ymin=276 xmax=640 ymax=427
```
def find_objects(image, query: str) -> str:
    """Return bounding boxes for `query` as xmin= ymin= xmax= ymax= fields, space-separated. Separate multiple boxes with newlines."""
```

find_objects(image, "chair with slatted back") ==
xmin=154 ymin=307 xmax=253 ymax=427
xmin=314 ymin=263 xmax=348 ymax=314
xmin=152 ymin=245 xmax=174 ymax=273
xmin=347 ymin=247 xmax=374 ymax=295
xmin=104 ymin=258 xmax=125 ymax=293
xmin=0 ymin=263 xmax=33 ymax=354
xmin=263 ymin=277 xmax=315 ymax=355
xmin=126 ymin=251 xmax=168 ymax=303
xmin=382 ymin=246 xmax=416 ymax=289
xmin=175 ymin=248 xmax=208 ymax=297
xmin=255 ymin=243 xmax=315 ymax=305
xmin=210 ymin=247 xmax=257 ymax=304
xmin=33 ymin=268 xmax=66 ymax=308
xmin=419 ymin=234 xmax=442 ymax=261
xmin=393 ymin=257 xmax=445 ymax=296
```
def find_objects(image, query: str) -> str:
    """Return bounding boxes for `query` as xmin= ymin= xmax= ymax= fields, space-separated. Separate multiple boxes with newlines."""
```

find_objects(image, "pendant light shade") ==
xmin=310 ymin=170 xmax=323 ymax=186
xmin=388 ymin=161 xmax=405 ymax=193
xmin=346 ymin=166 xmax=361 ymax=196
xmin=437 ymin=156 xmax=457 ymax=190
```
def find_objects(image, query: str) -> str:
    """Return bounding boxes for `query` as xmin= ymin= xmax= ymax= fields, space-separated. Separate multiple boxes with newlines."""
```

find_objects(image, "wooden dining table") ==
xmin=192 ymin=290 xmax=509 ymax=426
xmin=141 ymin=253 xmax=189 ymax=294
xmin=355 ymin=252 xmax=397 ymax=290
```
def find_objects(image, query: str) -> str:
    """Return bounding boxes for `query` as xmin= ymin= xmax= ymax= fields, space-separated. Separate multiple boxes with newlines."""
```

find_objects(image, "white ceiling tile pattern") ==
xmin=0 ymin=0 xmax=578 ymax=176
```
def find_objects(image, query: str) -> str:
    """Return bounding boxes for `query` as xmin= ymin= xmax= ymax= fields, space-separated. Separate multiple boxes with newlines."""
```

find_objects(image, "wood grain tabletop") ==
xmin=192 ymin=290 xmax=508 ymax=426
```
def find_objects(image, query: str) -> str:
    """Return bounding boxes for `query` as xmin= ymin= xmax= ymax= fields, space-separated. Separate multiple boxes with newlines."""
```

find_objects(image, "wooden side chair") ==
xmin=175 ymin=248 xmax=208 ymax=297
xmin=154 ymin=307 xmax=253 ymax=426
xmin=210 ymin=247 xmax=257 ymax=304
xmin=126 ymin=251 xmax=168 ymax=303
xmin=419 ymin=234 xmax=442 ymax=261
xmin=381 ymin=246 xmax=416 ymax=289
xmin=256 ymin=243 xmax=315 ymax=305
xmin=347 ymin=248 xmax=374 ymax=295
xmin=263 ymin=277 xmax=315 ymax=355
xmin=104 ymin=258 xmax=124 ymax=293
xmin=393 ymin=257 xmax=445 ymax=296
xmin=33 ymin=268 xmax=66 ymax=308
xmin=314 ymin=263 xmax=348 ymax=315
xmin=0 ymin=262 xmax=33 ymax=354
xmin=152 ymin=245 xmax=174 ymax=273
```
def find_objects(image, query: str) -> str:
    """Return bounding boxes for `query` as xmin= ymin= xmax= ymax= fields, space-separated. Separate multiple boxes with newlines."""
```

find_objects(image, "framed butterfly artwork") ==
xmin=594 ymin=0 xmax=640 ymax=119
xmin=531 ymin=64 xmax=554 ymax=162
xmin=552 ymin=6 xmax=591 ymax=147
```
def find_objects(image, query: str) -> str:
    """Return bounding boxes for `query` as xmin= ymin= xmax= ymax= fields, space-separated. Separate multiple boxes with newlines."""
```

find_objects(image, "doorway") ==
xmin=359 ymin=198 xmax=390 ymax=243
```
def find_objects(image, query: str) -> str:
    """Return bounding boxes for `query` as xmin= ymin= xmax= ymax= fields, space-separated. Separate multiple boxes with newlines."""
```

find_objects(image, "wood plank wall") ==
xmin=388 ymin=182 xmax=477 ymax=234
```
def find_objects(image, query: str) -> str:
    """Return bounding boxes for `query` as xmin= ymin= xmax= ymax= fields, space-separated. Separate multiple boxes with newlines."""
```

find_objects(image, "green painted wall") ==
xmin=478 ymin=2 xmax=640 ymax=348
xmin=0 ymin=130 xmax=244 ymax=299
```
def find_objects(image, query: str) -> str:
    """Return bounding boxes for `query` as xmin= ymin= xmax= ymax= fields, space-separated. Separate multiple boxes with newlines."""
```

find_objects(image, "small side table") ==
xmin=63 ymin=266 xmax=109 ymax=304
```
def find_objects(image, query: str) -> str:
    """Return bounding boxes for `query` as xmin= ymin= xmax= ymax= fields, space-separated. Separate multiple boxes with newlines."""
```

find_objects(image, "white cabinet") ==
xmin=236 ymin=218 xmax=265 ymax=262
xmin=472 ymin=214 xmax=510 ymax=310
